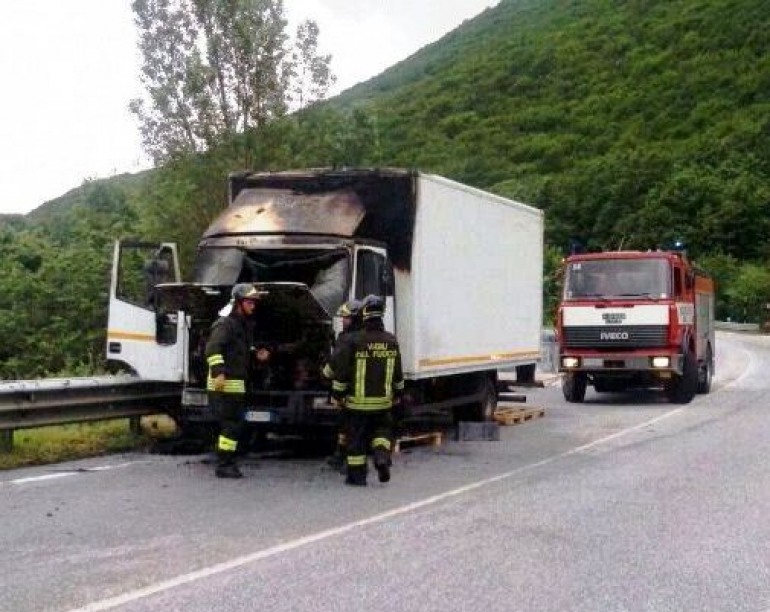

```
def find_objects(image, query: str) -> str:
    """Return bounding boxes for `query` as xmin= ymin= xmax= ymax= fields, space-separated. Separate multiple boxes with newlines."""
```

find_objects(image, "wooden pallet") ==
xmin=393 ymin=431 xmax=443 ymax=453
xmin=493 ymin=406 xmax=545 ymax=426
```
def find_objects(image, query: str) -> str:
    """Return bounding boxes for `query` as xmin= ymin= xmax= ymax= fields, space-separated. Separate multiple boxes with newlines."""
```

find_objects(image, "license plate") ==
xmin=583 ymin=358 xmax=603 ymax=367
xmin=244 ymin=410 xmax=272 ymax=423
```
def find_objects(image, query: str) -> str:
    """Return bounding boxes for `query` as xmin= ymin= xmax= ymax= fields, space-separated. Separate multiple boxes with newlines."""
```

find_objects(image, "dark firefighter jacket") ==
xmin=323 ymin=326 xmax=405 ymax=410
xmin=205 ymin=311 xmax=253 ymax=394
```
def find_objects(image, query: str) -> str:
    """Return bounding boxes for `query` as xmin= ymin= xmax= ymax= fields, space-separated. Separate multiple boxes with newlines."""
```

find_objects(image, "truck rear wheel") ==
xmin=453 ymin=375 xmax=497 ymax=422
xmin=696 ymin=346 xmax=714 ymax=394
xmin=665 ymin=350 xmax=698 ymax=404
xmin=562 ymin=372 xmax=587 ymax=403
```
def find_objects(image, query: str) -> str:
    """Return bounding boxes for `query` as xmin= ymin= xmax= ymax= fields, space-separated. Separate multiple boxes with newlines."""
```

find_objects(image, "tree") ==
xmin=130 ymin=0 xmax=334 ymax=162
xmin=289 ymin=20 xmax=335 ymax=111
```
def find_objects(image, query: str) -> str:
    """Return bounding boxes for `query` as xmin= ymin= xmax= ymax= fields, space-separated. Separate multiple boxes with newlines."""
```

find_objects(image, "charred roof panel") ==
xmin=222 ymin=168 xmax=416 ymax=270
xmin=203 ymin=188 xmax=365 ymax=239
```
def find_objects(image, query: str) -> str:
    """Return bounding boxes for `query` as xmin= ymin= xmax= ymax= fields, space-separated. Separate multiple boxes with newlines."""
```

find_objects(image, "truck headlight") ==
xmin=562 ymin=357 xmax=580 ymax=368
xmin=651 ymin=356 xmax=670 ymax=368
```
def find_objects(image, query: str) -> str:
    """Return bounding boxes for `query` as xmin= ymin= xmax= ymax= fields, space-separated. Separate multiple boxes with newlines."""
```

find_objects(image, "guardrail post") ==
xmin=0 ymin=429 xmax=13 ymax=453
xmin=129 ymin=416 xmax=142 ymax=437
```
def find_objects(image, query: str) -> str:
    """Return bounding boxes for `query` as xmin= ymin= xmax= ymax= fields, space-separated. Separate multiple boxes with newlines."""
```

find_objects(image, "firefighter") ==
xmin=205 ymin=283 xmax=265 ymax=478
xmin=326 ymin=295 xmax=404 ymax=486
xmin=323 ymin=298 xmax=362 ymax=471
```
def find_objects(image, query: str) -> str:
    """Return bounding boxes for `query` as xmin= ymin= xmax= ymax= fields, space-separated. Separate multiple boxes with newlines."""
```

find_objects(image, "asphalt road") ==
xmin=2 ymin=331 xmax=769 ymax=612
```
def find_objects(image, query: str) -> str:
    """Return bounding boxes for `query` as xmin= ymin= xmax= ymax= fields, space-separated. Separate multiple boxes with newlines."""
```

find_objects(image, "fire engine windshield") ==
xmin=563 ymin=258 xmax=671 ymax=300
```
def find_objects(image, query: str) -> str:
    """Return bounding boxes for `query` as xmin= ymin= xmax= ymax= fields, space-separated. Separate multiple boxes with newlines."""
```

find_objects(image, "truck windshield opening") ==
xmin=563 ymin=258 xmax=670 ymax=300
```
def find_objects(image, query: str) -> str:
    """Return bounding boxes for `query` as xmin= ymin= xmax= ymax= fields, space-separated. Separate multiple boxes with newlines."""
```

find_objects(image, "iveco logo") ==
xmin=602 ymin=313 xmax=626 ymax=325
xmin=600 ymin=331 xmax=629 ymax=340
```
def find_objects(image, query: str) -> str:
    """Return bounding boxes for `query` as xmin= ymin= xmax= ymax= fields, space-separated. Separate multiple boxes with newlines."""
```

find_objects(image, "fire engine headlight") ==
xmin=651 ymin=356 xmax=670 ymax=368
xmin=562 ymin=357 xmax=580 ymax=368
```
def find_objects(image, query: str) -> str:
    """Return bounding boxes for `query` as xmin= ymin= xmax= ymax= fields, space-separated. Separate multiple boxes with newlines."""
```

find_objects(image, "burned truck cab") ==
xmin=107 ymin=169 xmax=410 ymax=434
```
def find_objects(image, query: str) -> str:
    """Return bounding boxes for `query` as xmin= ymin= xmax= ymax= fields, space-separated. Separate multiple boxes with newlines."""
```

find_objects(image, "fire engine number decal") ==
xmin=676 ymin=302 xmax=695 ymax=325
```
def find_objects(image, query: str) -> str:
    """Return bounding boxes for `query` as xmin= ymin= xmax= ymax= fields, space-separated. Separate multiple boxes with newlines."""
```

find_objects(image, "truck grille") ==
xmin=561 ymin=325 xmax=668 ymax=349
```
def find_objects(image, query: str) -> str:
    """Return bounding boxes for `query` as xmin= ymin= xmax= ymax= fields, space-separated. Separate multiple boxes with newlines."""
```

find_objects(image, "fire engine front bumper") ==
xmin=559 ymin=353 xmax=684 ymax=376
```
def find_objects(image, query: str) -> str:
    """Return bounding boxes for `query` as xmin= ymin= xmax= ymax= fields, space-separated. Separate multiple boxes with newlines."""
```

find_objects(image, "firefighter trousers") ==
xmin=345 ymin=408 xmax=393 ymax=484
xmin=208 ymin=391 xmax=247 ymax=466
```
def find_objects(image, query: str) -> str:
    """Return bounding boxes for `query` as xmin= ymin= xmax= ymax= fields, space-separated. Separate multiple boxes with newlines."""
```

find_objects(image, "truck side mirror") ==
xmin=685 ymin=271 xmax=694 ymax=290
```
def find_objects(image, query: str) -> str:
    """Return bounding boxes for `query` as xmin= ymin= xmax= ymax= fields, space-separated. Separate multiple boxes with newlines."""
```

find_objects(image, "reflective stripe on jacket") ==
xmin=204 ymin=311 xmax=252 ymax=394
xmin=327 ymin=326 xmax=404 ymax=411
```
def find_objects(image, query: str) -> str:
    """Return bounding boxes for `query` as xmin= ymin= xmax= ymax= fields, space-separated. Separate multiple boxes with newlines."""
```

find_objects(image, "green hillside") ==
xmin=2 ymin=0 xmax=770 ymax=377
xmin=336 ymin=0 xmax=770 ymax=259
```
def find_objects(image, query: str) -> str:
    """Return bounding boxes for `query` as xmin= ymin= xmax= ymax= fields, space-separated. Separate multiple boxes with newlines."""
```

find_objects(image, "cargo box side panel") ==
xmin=406 ymin=174 xmax=543 ymax=378
xmin=393 ymin=266 xmax=416 ymax=375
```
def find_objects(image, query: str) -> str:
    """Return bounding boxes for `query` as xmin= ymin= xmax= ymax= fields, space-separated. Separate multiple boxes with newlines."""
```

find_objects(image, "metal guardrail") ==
xmin=0 ymin=376 xmax=182 ymax=452
xmin=714 ymin=321 xmax=761 ymax=333
xmin=541 ymin=328 xmax=558 ymax=374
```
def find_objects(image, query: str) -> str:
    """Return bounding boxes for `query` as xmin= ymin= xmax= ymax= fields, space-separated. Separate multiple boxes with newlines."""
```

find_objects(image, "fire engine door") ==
xmin=105 ymin=241 xmax=186 ymax=381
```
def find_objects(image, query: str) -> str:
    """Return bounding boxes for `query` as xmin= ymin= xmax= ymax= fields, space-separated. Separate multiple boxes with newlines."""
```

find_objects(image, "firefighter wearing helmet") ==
xmin=325 ymin=295 xmax=404 ymax=486
xmin=322 ymin=298 xmax=363 ymax=471
xmin=205 ymin=283 xmax=265 ymax=478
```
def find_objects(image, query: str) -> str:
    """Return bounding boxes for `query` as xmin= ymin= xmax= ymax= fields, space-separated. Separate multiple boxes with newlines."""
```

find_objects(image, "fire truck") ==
xmin=556 ymin=249 xmax=715 ymax=404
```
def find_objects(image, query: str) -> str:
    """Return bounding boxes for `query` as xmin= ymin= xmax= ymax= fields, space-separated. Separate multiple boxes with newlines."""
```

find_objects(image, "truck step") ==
xmin=493 ymin=406 xmax=545 ymax=426
xmin=394 ymin=431 xmax=443 ymax=453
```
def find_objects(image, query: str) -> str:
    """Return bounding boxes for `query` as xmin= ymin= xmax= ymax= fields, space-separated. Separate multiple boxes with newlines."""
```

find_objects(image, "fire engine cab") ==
xmin=556 ymin=249 xmax=715 ymax=404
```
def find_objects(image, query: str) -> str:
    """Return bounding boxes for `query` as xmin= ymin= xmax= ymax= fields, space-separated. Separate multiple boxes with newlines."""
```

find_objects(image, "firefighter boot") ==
xmin=215 ymin=452 xmax=243 ymax=479
xmin=345 ymin=464 xmax=367 ymax=486
xmin=373 ymin=448 xmax=391 ymax=483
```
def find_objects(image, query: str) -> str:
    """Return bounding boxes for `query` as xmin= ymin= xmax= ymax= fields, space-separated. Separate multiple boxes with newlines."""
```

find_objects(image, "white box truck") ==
xmin=106 ymin=168 xmax=543 ymax=437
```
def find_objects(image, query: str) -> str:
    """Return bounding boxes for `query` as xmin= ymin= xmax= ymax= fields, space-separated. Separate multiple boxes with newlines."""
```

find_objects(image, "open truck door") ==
xmin=352 ymin=245 xmax=395 ymax=333
xmin=106 ymin=241 xmax=186 ymax=381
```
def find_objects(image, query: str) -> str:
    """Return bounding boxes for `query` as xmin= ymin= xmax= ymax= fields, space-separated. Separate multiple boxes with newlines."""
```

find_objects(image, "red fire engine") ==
xmin=556 ymin=250 xmax=715 ymax=404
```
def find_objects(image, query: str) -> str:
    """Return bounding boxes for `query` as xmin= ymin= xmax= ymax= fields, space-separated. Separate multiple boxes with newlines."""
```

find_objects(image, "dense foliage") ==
xmin=2 ymin=0 xmax=769 ymax=378
xmin=130 ymin=0 xmax=334 ymax=162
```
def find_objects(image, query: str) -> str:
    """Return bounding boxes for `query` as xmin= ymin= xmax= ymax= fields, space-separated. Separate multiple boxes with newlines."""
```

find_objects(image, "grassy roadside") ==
xmin=0 ymin=416 xmax=178 ymax=471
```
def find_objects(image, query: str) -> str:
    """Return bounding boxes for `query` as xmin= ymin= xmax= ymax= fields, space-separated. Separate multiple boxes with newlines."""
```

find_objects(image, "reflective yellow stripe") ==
xmin=322 ymin=364 xmax=334 ymax=379
xmin=223 ymin=380 xmax=245 ymax=392
xmin=385 ymin=357 xmax=395 ymax=396
xmin=419 ymin=350 xmax=541 ymax=368
xmin=349 ymin=396 xmax=391 ymax=404
xmin=346 ymin=399 xmax=391 ymax=410
xmin=218 ymin=435 xmax=237 ymax=452
xmin=394 ymin=380 xmax=405 ymax=390
xmin=332 ymin=381 xmax=348 ymax=392
xmin=347 ymin=455 xmax=366 ymax=466
xmin=206 ymin=377 xmax=245 ymax=393
xmin=355 ymin=357 xmax=366 ymax=399
xmin=207 ymin=354 xmax=224 ymax=366
xmin=372 ymin=437 xmax=391 ymax=450
xmin=107 ymin=330 xmax=156 ymax=342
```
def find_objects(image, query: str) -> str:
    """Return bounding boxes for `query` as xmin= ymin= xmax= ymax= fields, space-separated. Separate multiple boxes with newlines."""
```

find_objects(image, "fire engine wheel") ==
xmin=562 ymin=372 xmax=587 ymax=403
xmin=665 ymin=350 xmax=698 ymax=404
xmin=696 ymin=346 xmax=714 ymax=395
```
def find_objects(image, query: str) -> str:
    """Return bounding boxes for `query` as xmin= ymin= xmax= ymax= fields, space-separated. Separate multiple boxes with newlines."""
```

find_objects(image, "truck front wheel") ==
xmin=562 ymin=372 xmax=587 ymax=403
xmin=665 ymin=350 xmax=698 ymax=404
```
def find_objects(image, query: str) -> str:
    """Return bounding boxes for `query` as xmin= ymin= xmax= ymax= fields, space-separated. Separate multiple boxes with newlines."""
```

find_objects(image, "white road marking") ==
xmin=8 ymin=473 xmax=74 ymax=485
xmin=1 ymin=461 xmax=147 ymax=487
xmin=65 ymin=408 xmax=689 ymax=612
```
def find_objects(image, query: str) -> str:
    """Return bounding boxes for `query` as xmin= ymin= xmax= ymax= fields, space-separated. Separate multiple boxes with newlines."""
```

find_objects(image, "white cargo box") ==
xmin=396 ymin=174 xmax=543 ymax=379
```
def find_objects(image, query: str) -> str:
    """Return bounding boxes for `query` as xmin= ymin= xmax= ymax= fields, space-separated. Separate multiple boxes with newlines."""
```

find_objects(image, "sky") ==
xmin=0 ymin=0 xmax=498 ymax=216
